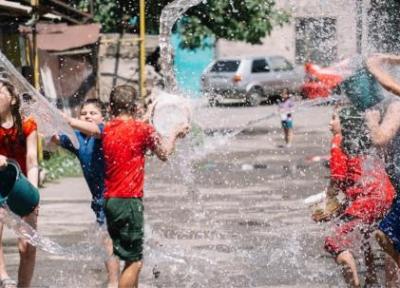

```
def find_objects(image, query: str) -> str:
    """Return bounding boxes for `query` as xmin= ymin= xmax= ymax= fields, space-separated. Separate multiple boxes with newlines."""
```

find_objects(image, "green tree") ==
xmin=75 ymin=0 xmax=290 ymax=49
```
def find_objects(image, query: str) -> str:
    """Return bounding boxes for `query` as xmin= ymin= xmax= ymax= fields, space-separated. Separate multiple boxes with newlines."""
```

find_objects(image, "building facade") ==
xmin=216 ymin=0 xmax=371 ymax=66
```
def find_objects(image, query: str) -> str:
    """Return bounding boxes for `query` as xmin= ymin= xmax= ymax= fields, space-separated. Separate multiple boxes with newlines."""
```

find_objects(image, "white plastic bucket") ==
xmin=151 ymin=90 xmax=191 ymax=136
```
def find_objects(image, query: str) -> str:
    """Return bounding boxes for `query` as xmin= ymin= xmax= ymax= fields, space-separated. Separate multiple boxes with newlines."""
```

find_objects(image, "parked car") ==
xmin=301 ymin=63 xmax=343 ymax=99
xmin=201 ymin=56 xmax=304 ymax=106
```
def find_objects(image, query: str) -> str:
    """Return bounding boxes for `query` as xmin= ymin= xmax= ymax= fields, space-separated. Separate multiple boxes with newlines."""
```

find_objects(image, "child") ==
xmin=102 ymin=85 xmax=188 ymax=288
xmin=363 ymin=53 xmax=400 ymax=287
xmin=52 ymin=99 xmax=120 ymax=287
xmin=0 ymin=77 xmax=39 ymax=288
xmin=319 ymin=107 xmax=395 ymax=288
xmin=312 ymin=110 xmax=345 ymax=222
xmin=278 ymin=89 xmax=294 ymax=147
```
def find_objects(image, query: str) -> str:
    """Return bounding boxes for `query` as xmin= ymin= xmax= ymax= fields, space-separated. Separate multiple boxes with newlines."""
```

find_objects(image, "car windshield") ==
xmin=210 ymin=60 xmax=240 ymax=72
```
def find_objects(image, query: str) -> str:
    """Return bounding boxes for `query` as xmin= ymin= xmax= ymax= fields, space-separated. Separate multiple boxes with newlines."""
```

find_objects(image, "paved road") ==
xmin=4 ymin=103 xmax=380 ymax=287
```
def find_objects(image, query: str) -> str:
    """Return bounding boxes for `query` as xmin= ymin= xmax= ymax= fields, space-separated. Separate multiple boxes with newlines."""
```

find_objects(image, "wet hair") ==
xmin=109 ymin=85 xmax=138 ymax=117
xmin=0 ymin=77 xmax=24 ymax=143
xmin=80 ymin=98 xmax=107 ymax=117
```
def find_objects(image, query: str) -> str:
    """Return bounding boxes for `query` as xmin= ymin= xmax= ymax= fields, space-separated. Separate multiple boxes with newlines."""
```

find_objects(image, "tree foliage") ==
xmin=75 ymin=0 xmax=290 ymax=49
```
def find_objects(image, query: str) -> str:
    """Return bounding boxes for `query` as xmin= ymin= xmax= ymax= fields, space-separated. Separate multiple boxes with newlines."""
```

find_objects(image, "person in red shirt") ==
xmin=102 ymin=85 xmax=188 ymax=288
xmin=321 ymin=107 xmax=395 ymax=288
xmin=0 ymin=78 xmax=39 ymax=288
xmin=312 ymin=110 xmax=347 ymax=222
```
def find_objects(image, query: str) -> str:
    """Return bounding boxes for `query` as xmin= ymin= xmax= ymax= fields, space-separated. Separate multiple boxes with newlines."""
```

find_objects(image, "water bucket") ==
xmin=151 ymin=90 xmax=191 ymax=137
xmin=0 ymin=160 xmax=40 ymax=216
xmin=341 ymin=67 xmax=384 ymax=111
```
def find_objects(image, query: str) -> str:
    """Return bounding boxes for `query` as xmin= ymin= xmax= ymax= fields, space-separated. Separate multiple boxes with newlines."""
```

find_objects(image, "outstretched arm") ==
xmin=366 ymin=101 xmax=400 ymax=146
xmin=26 ymin=130 xmax=39 ymax=188
xmin=63 ymin=113 xmax=101 ymax=138
xmin=366 ymin=54 xmax=400 ymax=96
xmin=152 ymin=124 xmax=189 ymax=161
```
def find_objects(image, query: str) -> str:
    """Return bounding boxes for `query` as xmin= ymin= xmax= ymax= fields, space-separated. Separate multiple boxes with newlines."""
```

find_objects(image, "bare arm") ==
xmin=65 ymin=116 xmax=101 ymax=138
xmin=152 ymin=132 xmax=180 ymax=162
xmin=366 ymin=101 xmax=400 ymax=146
xmin=366 ymin=54 xmax=400 ymax=96
xmin=152 ymin=125 xmax=189 ymax=161
xmin=26 ymin=130 xmax=39 ymax=188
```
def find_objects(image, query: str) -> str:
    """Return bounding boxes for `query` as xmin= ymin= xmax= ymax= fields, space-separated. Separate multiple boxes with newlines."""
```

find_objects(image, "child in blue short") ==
xmin=52 ymin=99 xmax=119 ymax=287
xmin=278 ymin=89 xmax=294 ymax=147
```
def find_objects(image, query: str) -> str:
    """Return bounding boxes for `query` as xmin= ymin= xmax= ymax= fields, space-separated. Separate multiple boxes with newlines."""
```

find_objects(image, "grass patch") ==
xmin=40 ymin=149 xmax=82 ymax=181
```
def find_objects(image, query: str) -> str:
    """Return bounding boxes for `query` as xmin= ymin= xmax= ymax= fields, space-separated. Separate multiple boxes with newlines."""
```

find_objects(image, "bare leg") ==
xmin=385 ymin=255 xmax=400 ymax=288
xmin=336 ymin=250 xmax=361 ymax=288
xmin=287 ymin=128 xmax=293 ymax=145
xmin=375 ymin=230 xmax=400 ymax=287
xmin=375 ymin=230 xmax=400 ymax=266
xmin=103 ymin=232 xmax=119 ymax=288
xmin=0 ymin=223 xmax=11 ymax=280
xmin=118 ymin=261 xmax=142 ymax=288
xmin=363 ymin=242 xmax=378 ymax=287
xmin=283 ymin=128 xmax=289 ymax=144
xmin=18 ymin=209 xmax=37 ymax=287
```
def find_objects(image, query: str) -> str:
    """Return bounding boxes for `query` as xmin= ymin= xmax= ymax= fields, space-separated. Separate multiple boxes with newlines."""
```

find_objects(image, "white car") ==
xmin=201 ymin=56 xmax=304 ymax=106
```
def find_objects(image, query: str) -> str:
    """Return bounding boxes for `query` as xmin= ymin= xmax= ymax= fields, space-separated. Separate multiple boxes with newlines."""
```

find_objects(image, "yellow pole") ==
xmin=139 ymin=0 xmax=146 ymax=99
xmin=31 ymin=0 xmax=43 ymax=164
xmin=31 ymin=0 xmax=40 ymax=90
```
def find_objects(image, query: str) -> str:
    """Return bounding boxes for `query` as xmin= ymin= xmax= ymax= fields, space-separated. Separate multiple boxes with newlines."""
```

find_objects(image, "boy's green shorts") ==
xmin=105 ymin=198 xmax=144 ymax=262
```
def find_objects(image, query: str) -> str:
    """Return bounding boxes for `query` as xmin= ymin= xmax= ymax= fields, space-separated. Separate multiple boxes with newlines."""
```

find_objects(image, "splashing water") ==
xmin=0 ymin=51 xmax=78 ymax=148
xmin=159 ymin=0 xmax=204 ymax=93
xmin=0 ymin=206 xmax=107 ymax=261
xmin=150 ymin=1 xmax=400 ymax=287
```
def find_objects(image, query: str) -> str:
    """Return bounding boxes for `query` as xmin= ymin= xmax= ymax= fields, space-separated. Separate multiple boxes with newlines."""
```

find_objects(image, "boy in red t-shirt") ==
xmin=102 ymin=85 xmax=188 ymax=288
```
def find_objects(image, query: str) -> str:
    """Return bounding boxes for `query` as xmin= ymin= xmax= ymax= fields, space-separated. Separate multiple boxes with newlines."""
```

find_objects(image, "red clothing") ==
xmin=0 ymin=117 xmax=37 ymax=175
xmin=103 ymin=118 xmax=157 ymax=199
xmin=330 ymin=134 xmax=347 ymax=182
xmin=344 ymin=156 xmax=395 ymax=222
xmin=324 ymin=136 xmax=395 ymax=256
xmin=329 ymin=134 xmax=394 ymax=222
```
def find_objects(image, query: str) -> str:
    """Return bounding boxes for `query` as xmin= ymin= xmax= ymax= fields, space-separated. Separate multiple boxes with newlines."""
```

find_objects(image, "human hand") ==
xmin=60 ymin=111 xmax=72 ymax=125
xmin=365 ymin=110 xmax=381 ymax=128
xmin=141 ymin=101 xmax=156 ymax=123
xmin=50 ymin=135 xmax=60 ymax=145
xmin=0 ymin=155 xmax=7 ymax=170
xmin=175 ymin=123 xmax=190 ymax=139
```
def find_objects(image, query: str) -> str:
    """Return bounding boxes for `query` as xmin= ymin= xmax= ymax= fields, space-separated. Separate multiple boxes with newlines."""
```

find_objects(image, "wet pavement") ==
xmin=2 ymin=103 xmax=386 ymax=287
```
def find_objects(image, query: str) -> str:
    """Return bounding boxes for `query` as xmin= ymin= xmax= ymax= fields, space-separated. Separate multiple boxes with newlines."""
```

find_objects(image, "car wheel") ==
xmin=246 ymin=89 xmax=263 ymax=106
xmin=208 ymin=98 xmax=217 ymax=107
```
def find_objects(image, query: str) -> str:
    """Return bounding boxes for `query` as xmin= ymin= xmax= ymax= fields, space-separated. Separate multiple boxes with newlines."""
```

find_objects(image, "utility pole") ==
xmin=139 ymin=0 xmax=146 ymax=99
xmin=31 ymin=0 xmax=40 ymax=89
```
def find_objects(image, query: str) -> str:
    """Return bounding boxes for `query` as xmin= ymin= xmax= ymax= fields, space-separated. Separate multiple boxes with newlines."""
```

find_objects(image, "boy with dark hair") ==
xmin=52 ymin=98 xmax=120 ymax=287
xmin=103 ymin=85 xmax=188 ymax=288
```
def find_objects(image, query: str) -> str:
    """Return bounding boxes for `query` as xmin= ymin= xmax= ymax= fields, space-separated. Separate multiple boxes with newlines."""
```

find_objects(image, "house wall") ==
xmin=216 ymin=0 xmax=360 ymax=66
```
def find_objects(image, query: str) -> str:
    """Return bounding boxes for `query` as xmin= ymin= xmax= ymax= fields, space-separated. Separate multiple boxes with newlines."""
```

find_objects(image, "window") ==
xmin=270 ymin=57 xmax=293 ymax=72
xmin=210 ymin=60 xmax=240 ymax=72
xmin=251 ymin=59 xmax=270 ymax=73
xmin=295 ymin=17 xmax=337 ymax=66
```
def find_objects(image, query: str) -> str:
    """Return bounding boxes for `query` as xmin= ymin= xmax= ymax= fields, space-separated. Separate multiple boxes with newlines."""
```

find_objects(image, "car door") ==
xmin=270 ymin=57 xmax=302 ymax=93
xmin=282 ymin=58 xmax=304 ymax=92
xmin=250 ymin=58 xmax=277 ymax=95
